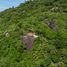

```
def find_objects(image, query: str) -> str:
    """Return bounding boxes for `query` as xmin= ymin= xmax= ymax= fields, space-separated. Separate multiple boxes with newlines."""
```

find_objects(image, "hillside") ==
xmin=0 ymin=0 xmax=67 ymax=67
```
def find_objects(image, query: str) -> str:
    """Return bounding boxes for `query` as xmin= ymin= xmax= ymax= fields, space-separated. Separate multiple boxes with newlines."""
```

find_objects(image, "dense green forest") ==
xmin=0 ymin=0 xmax=67 ymax=67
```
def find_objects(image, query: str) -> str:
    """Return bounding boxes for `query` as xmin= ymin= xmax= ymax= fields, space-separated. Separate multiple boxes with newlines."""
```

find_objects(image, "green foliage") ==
xmin=0 ymin=0 xmax=67 ymax=67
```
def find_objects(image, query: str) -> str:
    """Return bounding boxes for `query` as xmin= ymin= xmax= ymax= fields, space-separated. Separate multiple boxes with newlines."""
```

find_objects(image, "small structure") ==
xmin=21 ymin=32 xmax=38 ymax=50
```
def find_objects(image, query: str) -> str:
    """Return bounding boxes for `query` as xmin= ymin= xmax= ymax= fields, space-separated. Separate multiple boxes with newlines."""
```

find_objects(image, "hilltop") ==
xmin=0 ymin=0 xmax=67 ymax=67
